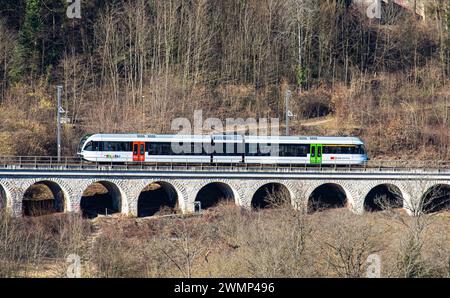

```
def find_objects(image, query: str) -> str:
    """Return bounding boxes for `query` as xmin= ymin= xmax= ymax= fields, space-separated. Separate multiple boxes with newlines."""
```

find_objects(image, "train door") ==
xmin=132 ymin=142 xmax=145 ymax=162
xmin=310 ymin=144 xmax=323 ymax=165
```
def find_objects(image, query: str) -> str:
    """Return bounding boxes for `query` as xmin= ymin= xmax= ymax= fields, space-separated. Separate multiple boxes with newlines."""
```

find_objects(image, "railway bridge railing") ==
xmin=2 ymin=156 xmax=450 ymax=173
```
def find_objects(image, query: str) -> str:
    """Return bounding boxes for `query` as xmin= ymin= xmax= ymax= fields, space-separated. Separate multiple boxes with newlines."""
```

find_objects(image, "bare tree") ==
xmin=379 ymin=179 xmax=450 ymax=277
xmin=0 ymin=20 xmax=16 ymax=99
xmin=313 ymin=211 xmax=383 ymax=277
xmin=156 ymin=218 xmax=211 ymax=278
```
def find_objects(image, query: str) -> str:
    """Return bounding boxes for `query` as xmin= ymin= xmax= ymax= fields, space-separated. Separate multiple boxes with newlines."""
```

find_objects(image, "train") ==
xmin=77 ymin=133 xmax=369 ymax=165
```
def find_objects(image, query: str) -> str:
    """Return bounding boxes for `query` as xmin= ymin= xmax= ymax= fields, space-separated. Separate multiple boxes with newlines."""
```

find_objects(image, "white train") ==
xmin=77 ymin=134 xmax=369 ymax=165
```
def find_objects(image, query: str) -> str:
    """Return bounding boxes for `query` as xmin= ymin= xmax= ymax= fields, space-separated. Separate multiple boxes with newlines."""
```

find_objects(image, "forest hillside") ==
xmin=0 ymin=0 xmax=450 ymax=160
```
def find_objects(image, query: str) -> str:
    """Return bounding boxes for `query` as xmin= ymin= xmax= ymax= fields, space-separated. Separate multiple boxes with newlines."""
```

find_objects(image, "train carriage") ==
xmin=77 ymin=134 xmax=368 ymax=165
xmin=243 ymin=136 xmax=367 ymax=165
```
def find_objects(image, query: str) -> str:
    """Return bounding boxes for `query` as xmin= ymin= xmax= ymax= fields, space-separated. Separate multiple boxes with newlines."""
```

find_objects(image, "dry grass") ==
xmin=0 ymin=212 xmax=91 ymax=277
xmin=1 ymin=204 xmax=448 ymax=278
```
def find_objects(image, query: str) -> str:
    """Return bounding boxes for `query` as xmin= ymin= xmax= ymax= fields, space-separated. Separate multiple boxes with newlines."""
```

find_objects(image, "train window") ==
xmin=194 ymin=143 xmax=209 ymax=155
xmin=245 ymin=143 xmax=258 ymax=156
xmin=133 ymin=144 xmax=138 ymax=155
xmin=192 ymin=142 xmax=205 ymax=155
xmin=300 ymin=145 xmax=309 ymax=156
xmin=101 ymin=142 xmax=131 ymax=152
xmin=103 ymin=142 xmax=130 ymax=151
xmin=84 ymin=142 xmax=93 ymax=151
xmin=324 ymin=146 xmax=339 ymax=154
xmin=140 ymin=144 xmax=145 ymax=155
xmin=106 ymin=142 xmax=114 ymax=151
xmin=278 ymin=144 xmax=309 ymax=157
xmin=148 ymin=143 xmax=157 ymax=155
xmin=162 ymin=143 xmax=172 ymax=155
xmin=237 ymin=143 xmax=245 ymax=155
xmin=358 ymin=145 xmax=366 ymax=154
xmin=213 ymin=142 xmax=242 ymax=156
xmin=211 ymin=143 xmax=223 ymax=156
xmin=148 ymin=142 xmax=177 ymax=155
xmin=258 ymin=143 xmax=272 ymax=156
xmin=244 ymin=143 xmax=310 ymax=157
xmin=122 ymin=142 xmax=132 ymax=151
xmin=149 ymin=143 xmax=161 ymax=155
xmin=323 ymin=145 xmax=364 ymax=155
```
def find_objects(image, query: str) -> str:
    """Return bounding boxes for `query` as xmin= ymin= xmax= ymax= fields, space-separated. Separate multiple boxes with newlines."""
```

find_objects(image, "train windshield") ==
xmin=77 ymin=134 xmax=92 ymax=153
xmin=360 ymin=144 xmax=367 ymax=155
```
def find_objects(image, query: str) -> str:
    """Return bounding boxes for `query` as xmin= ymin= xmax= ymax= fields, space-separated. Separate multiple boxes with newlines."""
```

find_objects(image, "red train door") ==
xmin=132 ymin=142 xmax=145 ymax=162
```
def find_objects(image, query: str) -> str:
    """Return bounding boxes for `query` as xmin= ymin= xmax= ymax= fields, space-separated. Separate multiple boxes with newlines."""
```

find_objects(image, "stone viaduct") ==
xmin=0 ymin=165 xmax=449 ymax=217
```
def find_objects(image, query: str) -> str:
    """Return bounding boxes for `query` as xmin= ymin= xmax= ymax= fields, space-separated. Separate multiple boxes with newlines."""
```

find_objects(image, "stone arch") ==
xmin=137 ymin=181 xmax=179 ymax=217
xmin=80 ymin=180 xmax=124 ymax=218
xmin=194 ymin=181 xmax=237 ymax=210
xmin=251 ymin=182 xmax=292 ymax=209
xmin=241 ymin=180 xmax=298 ymax=209
xmin=363 ymin=183 xmax=404 ymax=212
xmin=307 ymin=182 xmax=350 ymax=213
xmin=162 ymin=179 xmax=189 ymax=211
xmin=420 ymin=184 xmax=450 ymax=214
xmin=358 ymin=180 xmax=418 ymax=215
xmin=22 ymin=180 xmax=68 ymax=216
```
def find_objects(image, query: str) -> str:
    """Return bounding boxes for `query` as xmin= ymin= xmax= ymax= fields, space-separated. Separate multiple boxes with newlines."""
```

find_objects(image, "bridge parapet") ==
xmin=0 ymin=161 xmax=449 ymax=217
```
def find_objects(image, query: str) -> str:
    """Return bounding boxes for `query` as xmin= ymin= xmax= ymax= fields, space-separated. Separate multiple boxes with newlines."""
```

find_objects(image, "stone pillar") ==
xmin=121 ymin=179 xmax=148 ymax=217
xmin=401 ymin=180 xmax=434 ymax=216
xmin=9 ymin=185 xmax=28 ymax=217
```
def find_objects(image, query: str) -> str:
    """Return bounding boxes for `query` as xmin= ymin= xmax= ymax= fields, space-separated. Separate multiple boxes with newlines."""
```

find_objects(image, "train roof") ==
xmin=244 ymin=135 xmax=364 ymax=144
xmin=89 ymin=134 xmax=211 ymax=142
xmin=86 ymin=134 xmax=364 ymax=144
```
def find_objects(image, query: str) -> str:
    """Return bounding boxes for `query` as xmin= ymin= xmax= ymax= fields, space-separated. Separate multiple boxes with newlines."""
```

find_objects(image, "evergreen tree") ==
xmin=9 ymin=0 xmax=67 ymax=83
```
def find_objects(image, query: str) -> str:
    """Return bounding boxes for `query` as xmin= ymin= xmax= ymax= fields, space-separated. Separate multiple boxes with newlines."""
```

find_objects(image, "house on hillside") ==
xmin=351 ymin=0 xmax=426 ymax=20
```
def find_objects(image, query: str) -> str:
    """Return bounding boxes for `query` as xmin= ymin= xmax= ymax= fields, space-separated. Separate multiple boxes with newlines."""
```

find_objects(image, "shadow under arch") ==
xmin=0 ymin=184 xmax=7 ymax=211
xmin=81 ymin=181 xmax=122 ymax=218
xmin=420 ymin=184 xmax=450 ymax=214
xmin=22 ymin=180 xmax=66 ymax=216
xmin=251 ymin=183 xmax=291 ymax=209
xmin=138 ymin=181 xmax=179 ymax=217
xmin=308 ymin=183 xmax=347 ymax=213
xmin=194 ymin=182 xmax=235 ymax=210
xmin=364 ymin=184 xmax=404 ymax=212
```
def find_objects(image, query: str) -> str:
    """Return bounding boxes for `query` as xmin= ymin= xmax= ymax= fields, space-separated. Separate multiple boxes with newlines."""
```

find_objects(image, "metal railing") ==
xmin=1 ymin=156 xmax=450 ymax=173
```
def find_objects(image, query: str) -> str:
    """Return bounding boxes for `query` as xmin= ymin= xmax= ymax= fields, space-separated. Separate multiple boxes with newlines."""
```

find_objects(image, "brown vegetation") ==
xmin=0 ymin=1 xmax=450 ymax=159
xmin=1 ymin=202 xmax=448 ymax=278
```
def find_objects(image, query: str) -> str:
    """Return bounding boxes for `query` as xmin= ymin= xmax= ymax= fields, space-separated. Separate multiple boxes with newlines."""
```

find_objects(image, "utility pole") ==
xmin=285 ymin=89 xmax=292 ymax=136
xmin=57 ymin=85 xmax=63 ymax=162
